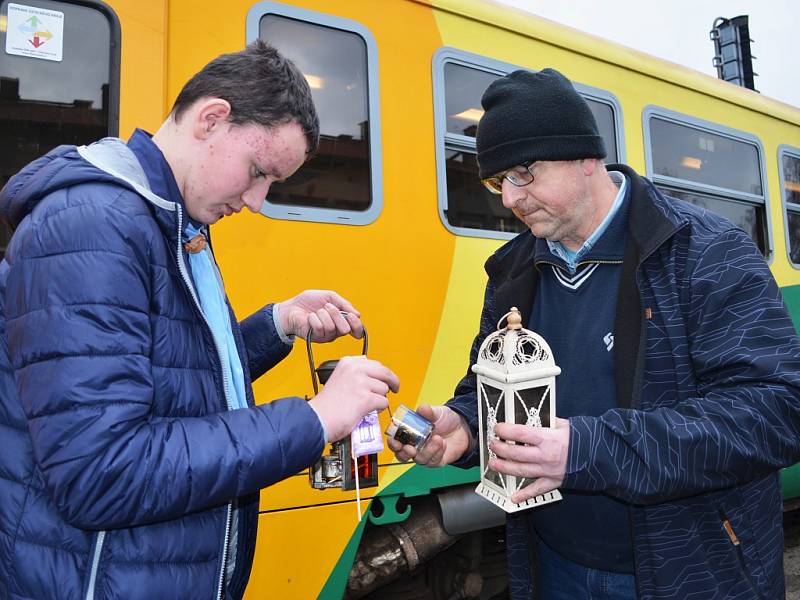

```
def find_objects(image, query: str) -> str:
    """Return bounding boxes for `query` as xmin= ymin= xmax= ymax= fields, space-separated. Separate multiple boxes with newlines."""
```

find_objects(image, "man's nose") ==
xmin=242 ymin=180 xmax=271 ymax=213
xmin=501 ymin=179 xmax=525 ymax=210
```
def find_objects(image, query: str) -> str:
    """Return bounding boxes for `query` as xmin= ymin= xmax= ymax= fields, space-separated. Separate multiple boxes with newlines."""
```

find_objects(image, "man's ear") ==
xmin=581 ymin=158 xmax=598 ymax=176
xmin=193 ymin=98 xmax=232 ymax=140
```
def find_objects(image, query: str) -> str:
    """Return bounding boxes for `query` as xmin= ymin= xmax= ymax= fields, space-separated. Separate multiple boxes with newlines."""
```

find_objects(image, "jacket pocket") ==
xmin=719 ymin=510 xmax=765 ymax=600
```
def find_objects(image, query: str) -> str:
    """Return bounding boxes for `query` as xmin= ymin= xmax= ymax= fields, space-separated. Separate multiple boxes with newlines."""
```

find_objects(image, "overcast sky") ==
xmin=495 ymin=0 xmax=799 ymax=109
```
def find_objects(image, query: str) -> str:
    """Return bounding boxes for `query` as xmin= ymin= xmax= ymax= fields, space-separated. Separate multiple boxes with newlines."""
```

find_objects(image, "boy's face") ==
xmin=184 ymin=120 xmax=308 ymax=225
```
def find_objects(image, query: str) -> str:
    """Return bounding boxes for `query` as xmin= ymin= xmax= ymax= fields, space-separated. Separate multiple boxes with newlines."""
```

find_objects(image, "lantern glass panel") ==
xmin=514 ymin=385 xmax=551 ymax=429
xmin=513 ymin=385 xmax=551 ymax=491
xmin=479 ymin=381 xmax=505 ymax=489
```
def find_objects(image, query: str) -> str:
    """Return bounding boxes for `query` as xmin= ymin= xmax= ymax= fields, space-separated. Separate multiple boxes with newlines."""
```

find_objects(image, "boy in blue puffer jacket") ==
xmin=0 ymin=40 xmax=398 ymax=600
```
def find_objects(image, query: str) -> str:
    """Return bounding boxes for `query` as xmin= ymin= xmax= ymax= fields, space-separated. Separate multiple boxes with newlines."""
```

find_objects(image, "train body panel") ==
xmin=2 ymin=0 xmax=799 ymax=597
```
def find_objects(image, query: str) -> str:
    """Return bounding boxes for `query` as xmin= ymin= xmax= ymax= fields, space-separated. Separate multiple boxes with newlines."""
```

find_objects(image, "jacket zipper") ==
xmin=174 ymin=206 xmax=235 ymax=600
xmin=84 ymin=531 xmax=106 ymax=600
xmin=719 ymin=511 xmax=765 ymax=600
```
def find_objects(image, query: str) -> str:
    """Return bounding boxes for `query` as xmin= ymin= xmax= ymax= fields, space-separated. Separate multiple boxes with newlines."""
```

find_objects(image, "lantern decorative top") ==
xmin=474 ymin=307 xmax=560 ymax=382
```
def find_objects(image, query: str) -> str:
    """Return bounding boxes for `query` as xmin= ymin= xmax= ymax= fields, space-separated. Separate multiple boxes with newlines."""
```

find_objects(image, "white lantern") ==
xmin=472 ymin=307 xmax=562 ymax=512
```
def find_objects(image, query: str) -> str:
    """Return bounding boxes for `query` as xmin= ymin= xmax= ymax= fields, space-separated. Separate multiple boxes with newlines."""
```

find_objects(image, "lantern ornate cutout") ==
xmin=472 ymin=307 xmax=562 ymax=512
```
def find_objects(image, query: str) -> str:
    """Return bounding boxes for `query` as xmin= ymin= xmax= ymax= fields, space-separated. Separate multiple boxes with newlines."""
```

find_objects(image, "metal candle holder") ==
xmin=306 ymin=324 xmax=379 ymax=491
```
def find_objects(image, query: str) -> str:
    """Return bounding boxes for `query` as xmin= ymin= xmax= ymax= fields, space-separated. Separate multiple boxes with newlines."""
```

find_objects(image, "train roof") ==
xmin=423 ymin=0 xmax=800 ymax=127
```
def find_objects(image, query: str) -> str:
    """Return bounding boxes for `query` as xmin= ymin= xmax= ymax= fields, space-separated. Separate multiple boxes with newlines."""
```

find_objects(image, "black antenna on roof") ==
xmin=710 ymin=16 xmax=758 ymax=92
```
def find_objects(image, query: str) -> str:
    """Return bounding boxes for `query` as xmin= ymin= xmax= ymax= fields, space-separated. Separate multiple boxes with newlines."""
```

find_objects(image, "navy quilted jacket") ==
xmin=448 ymin=164 xmax=800 ymax=600
xmin=0 ymin=142 xmax=326 ymax=600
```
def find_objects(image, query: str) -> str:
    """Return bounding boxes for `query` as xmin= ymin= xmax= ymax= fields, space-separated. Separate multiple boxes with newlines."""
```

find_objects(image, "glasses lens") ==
xmin=507 ymin=167 xmax=533 ymax=187
xmin=482 ymin=177 xmax=503 ymax=194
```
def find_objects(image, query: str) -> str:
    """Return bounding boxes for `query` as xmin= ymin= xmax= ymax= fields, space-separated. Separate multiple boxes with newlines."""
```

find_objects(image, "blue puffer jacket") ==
xmin=0 ymin=141 xmax=326 ymax=600
xmin=448 ymin=164 xmax=800 ymax=600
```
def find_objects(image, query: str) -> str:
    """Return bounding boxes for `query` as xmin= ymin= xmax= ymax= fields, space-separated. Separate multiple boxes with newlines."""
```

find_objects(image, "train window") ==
xmin=433 ymin=48 xmax=625 ymax=240
xmin=0 ymin=0 xmax=119 ymax=260
xmin=248 ymin=4 xmax=382 ymax=225
xmin=779 ymin=147 xmax=800 ymax=267
xmin=645 ymin=108 xmax=771 ymax=257
xmin=649 ymin=117 xmax=762 ymax=195
xmin=444 ymin=63 xmax=496 ymax=138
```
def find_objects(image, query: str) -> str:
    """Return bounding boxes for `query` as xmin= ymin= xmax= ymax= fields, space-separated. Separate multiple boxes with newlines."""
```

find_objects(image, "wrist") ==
xmin=308 ymin=399 xmax=330 ymax=443
xmin=272 ymin=302 xmax=295 ymax=345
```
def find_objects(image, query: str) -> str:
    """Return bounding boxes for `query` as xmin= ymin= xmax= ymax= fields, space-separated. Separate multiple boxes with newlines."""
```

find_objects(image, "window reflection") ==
xmin=782 ymin=154 xmax=800 ymax=206
xmin=658 ymin=186 xmax=766 ymax=255
xmin=444 ymin=149 xmax=526 ymax=234
xmin=260 ymin=15 xmax=371 ymax=212
xmin=444 ymin=63 xmax=497 ymax=137
xmin=788 ymin=211 xmax=800 ymax=265
xmin=650 ymin=118 xmax=762 ymax=196
xmin=586 ymin=99 xmax=618 ymax=164
xmin=781 ymin=154 xmax=800 ymax=263
xmin=0 ymin=0 xmax=113 ymax=260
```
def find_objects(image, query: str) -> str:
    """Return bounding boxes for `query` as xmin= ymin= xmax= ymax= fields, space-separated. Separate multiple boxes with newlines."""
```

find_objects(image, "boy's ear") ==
xmin=193 ymin=98 xmax=232 ymax=140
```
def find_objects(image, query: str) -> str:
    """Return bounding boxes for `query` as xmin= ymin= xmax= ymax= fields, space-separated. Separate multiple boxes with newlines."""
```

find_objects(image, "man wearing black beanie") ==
xmin=389 ymin=67 xmax=800 ymax=600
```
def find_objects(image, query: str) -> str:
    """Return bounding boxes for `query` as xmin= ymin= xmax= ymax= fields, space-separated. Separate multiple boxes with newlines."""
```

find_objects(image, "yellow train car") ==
xmin=2 ymin=0 xmax=800 ymax=598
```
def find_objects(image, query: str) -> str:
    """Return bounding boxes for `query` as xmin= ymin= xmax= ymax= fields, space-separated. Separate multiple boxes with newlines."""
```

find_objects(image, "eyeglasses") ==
xmin=481 ymin=162 xmax=535 ymax=195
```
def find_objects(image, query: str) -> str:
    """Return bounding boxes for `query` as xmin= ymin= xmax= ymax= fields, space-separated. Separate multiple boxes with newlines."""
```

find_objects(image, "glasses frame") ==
xmin=481 ymin=162 xmax=535 ymax=195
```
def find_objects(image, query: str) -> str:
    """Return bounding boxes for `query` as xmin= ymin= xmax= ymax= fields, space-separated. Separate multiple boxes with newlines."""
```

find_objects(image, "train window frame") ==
xmin=642 ymin=106 xmax=773 ymax=261
xmin=245 ymin=2 xmax=382 ymax=226
xmin=0 ymin=0 xmax=120 ymax=260
xmin=432 ymin=47 xmax=626 ymax=240
xmin=778 ymin=145 xmax=800 ymax=269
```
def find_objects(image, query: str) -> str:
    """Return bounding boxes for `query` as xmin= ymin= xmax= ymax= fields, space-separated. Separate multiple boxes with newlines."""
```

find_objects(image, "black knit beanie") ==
xmin=476 ymin=68 xmax=607 ymax=179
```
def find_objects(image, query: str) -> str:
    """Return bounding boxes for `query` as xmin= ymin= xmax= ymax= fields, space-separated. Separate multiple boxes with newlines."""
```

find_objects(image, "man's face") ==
xmin=183 ymin=120 xmax=308 ymax=225
xmin=498 ymin=160 xmax=596 ymax=250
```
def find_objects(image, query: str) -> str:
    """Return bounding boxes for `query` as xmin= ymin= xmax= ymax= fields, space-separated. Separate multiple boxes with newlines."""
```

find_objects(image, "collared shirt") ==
xmin=547 ymin=171 xmax=628 ymax=273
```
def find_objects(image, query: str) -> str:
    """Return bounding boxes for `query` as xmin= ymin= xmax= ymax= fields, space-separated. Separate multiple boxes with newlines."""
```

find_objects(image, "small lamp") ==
xmin=472 ymin=307 xmax=562 ymax=512
xmin=306 ymin=326 xmax=379 ymax=491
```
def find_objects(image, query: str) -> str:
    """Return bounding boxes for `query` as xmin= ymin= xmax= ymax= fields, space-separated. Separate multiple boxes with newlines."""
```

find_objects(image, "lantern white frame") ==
xmin=472 ymin=311 xmax=562 ymax=512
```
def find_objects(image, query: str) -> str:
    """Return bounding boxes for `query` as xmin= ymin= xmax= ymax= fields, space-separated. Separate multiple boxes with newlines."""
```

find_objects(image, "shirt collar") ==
xmin=546 ymin=171 xmax=628 ymax=271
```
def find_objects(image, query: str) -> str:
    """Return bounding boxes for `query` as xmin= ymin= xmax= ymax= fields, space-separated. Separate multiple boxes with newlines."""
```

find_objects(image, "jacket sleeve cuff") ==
xmin=562 ymin=415 xmax=606 ymax=491
xmin=271 ymin=302 xmax=296 ymax=346
xmin=446 ymin=399 xmax=480 ymax=468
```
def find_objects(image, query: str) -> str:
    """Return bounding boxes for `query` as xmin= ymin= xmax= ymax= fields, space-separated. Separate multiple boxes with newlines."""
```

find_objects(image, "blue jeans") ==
xmin=538 ymin=539 xmax=638 ymax=600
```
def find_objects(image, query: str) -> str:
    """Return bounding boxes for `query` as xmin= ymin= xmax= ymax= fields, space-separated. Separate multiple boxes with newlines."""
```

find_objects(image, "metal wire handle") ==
xmin=305 ymin=311 xmax=369 ymax=395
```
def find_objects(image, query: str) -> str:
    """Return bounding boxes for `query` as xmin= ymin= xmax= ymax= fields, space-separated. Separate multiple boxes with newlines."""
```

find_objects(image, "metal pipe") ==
xmin=345 ymin=497 xmax=457 ymax=599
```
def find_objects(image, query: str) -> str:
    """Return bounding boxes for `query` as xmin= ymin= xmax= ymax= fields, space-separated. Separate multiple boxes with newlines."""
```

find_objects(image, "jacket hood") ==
xmin=0 ymin=138 xmax=175 ymax=230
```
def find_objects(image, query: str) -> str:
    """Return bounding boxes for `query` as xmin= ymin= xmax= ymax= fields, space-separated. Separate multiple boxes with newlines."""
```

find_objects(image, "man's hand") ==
xmin=387 ymin=405 xmax=472 ymax=467
xmin=490 ymin=417 xmax=570 ymax=503
xmin=308 ymin=356 xmax=399 ymax=443
xmin=276 ymin=290 xmax=364 ymax=342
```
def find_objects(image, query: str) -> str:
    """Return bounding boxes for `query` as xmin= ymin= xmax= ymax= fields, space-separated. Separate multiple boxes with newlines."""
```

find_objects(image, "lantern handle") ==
xmin=497 ymin=307 xmax=523 ymax=331
xmin=305 ymin=311 xmax=369 ymax=395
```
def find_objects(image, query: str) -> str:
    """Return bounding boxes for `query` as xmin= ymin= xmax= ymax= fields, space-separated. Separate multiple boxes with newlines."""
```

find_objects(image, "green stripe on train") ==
xmin=783 ymin=284 xmax=800 ymax=333
xmin=781 ymin=285 xmax=800 ymax=501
